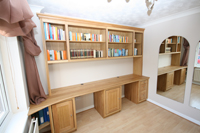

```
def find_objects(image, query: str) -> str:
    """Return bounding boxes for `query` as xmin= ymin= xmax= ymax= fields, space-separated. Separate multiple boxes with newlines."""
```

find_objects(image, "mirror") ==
xmin=156 ymin=36 xmax=190 ymax=103
xmin=190 ymin=42 xmax=200 ymax=110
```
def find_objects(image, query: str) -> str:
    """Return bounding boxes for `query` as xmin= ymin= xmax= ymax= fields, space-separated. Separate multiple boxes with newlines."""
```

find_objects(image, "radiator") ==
xmin=193 ymin=67 xmax=200 ymax=82
xmin=28 ymin=118 xmax=39 ymax=133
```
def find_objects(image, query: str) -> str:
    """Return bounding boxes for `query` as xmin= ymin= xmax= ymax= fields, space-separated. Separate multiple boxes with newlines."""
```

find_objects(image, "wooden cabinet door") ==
xmin=166 ymin=72 xmax=174 ymax=89
xmin=180 ymin=68 xmax=186 ymax=84
xmin=52 ymin=100 xmax=75 ymax=133
xmin=105 ymin=87 xmax=121 ymax=116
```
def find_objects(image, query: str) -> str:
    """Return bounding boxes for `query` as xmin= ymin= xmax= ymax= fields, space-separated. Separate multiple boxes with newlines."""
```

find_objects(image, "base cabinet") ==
xmin=166 ymin=72 xmax=174 ymax=90
xmin=157 ymin=72 xmax=174 ymax=92
xmin=174 ymin=68 xmax=186 ymax=85
xmin=52 ymin=98 xmax=77 ymax=133
xmin=125 ymin=79 xmax=148 ymax=104
xmin=94 ymin=86 xmax=122 ymax=118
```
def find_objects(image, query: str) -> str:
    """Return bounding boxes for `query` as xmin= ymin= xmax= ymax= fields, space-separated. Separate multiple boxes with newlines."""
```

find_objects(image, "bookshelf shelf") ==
xmin=134 ymin=42 xmax=141 ymax=44
xmin=167 ymin=43 xmax=176 ymax=45
xmin=159 ymin=52 xmax=181 ymax=55
xmin=133 ymin=55 xmax=143 ymax=57
xmin=69 ymin=41 xmax=105 ymax=43
xmin=70 ymin=57 xmax=107 ymax=62
xmin=48 ymin=60 xmax=69 ymax=64
xmin=108 ymin=56 xmax=134 ymax=59
xmin=39 ymin=122 xmax=50 ymax=130
xmin=108 ymin=42 xmax=132 ymax=44
xmin=46 ymin=40 xmax=66 ymax=42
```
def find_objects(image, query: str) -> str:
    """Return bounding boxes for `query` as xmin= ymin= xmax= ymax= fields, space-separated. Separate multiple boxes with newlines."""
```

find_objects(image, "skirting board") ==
xmin=76 ymin=105 xmax=94 ymax=114
xmin=76 ymin=95 xmax=125 ymax=114
xmin=147 ymin=99 xmax=200 ymax=125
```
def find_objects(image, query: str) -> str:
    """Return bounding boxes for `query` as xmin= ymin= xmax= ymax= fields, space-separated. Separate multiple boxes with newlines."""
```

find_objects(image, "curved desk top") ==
xmin=28 ymin=74 xmax=149 ymax=116
xmin=158 ymin=66 xmax=187 ymax=76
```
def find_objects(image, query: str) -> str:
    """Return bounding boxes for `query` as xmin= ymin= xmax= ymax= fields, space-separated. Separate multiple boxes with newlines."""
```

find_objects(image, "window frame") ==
xmin=194 ymin=42 xmax=200 ymax=67
xmin=0 ymin=46 xmax=12 ymax=132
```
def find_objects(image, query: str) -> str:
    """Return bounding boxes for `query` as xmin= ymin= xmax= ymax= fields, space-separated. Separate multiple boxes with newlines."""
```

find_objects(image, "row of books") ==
xmin=70 ymin=49 xmax=103 ymax=59
xmin=69 ymin=32 xmax=103 ymax=42
xmin=108 ymin=48 xmax=128 ymax=57
xmin=44 ymin=23 xmax=65 ymax=40
xmin=31 ymin=107 xmax=49 ymax=125
xmin=47 ymin=50 xmax=67 ymax=61
xmin=108 ymin=32 xmax=128 ymax=43
xmin=166 ymin=38 xmax=173 ymax=43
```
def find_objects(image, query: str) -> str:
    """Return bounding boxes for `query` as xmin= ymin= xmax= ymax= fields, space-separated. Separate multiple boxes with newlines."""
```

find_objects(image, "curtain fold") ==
xmin=181 ymin=38 xmax=190 ymax=66
xmin=0 ymin=0 xmax=46 ymax=104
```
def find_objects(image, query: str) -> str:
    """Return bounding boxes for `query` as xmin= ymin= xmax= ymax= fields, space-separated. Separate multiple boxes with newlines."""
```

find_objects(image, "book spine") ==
xmin=39 ymin=110 xmax=44 ymax=125
xmin=47 ymin=50 xmax=50 ymax=61
xmin=47 ymin=23 xmax=50 ymax=40
xmin=46 ymin=23 xmax=49 ymax=40
xmin=54 ymin=50 xmax=57 ymax=60
xmin=43 ymin=23 xmax=47 ymax=40
xmin=49 ymin=24 xmax=52 ymax=40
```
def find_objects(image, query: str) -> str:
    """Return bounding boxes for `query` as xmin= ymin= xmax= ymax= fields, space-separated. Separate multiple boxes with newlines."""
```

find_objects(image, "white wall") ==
xmin=30 ymin=5 xmax=132 ymax=112
xmin=143 ymin=12 xmax=200 ymax=124
xmin=158 ymin=54 xmax=171 ymax=68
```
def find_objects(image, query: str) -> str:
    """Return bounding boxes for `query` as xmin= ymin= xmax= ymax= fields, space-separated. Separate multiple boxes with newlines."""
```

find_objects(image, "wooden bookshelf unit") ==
xmin=29 ymin=13 xmax=149 ymax=133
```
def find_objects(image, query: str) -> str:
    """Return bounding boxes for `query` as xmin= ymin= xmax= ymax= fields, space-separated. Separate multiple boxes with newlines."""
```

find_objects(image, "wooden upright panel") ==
xmin=133 ymin=57 xmax=143 ymax=75
xmin=52 ymin=99 xmax=76 ymax=133
xmin=40 ymin=19 xmax=52 ymax=96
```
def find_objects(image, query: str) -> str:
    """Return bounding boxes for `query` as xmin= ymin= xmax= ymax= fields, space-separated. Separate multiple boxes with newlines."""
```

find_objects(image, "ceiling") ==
xmin=27 ymin=0 xmax=200 ymax=27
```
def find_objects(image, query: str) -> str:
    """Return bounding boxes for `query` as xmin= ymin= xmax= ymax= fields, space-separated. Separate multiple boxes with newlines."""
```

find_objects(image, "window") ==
xmin=195 ymin=42 xmax=200 ymax=67
xmin=0 ymin=65 xmax=9 ymax=126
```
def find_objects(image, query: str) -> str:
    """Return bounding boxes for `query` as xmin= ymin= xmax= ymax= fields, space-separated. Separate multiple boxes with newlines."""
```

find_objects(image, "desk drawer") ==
xmin=140 ymin=80 xmax=148 ymax=91
xmin=139 ymin=90 xmax=147 ymax=102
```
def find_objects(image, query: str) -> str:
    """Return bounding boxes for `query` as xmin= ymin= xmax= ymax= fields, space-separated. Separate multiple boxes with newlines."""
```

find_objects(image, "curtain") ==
xmin=181 ymin=38 xmax=190 ymax=66
xmin=0 ymin=0 xmax=46 ymax=104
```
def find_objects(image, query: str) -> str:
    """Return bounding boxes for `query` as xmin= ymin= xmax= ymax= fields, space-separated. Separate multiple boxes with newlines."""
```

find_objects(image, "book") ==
xmin=43 ymin=23 xmax=47 ymax=40
xmin=39 ymin=110 xmax=44 ymax=125
xmin=134 ymin=48 xmax=137 ymax=55
xmin=49 ymin=24 xmax=53 ymax=40
xmin=49 ymin=50 xmax=54 ymax=60
xmin=43 ymin=108 xmax=47 ymax=123
xmin=46 ymin=50 xmax=50 ymax=61
xmin=57 ymin=51 xmax=60 ymax=60
xmin=54 ymin=50 xmax=57 ymax=60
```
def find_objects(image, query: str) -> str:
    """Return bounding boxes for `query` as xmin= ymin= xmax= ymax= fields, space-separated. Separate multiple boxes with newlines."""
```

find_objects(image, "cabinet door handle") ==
xmin=71 ymin=114 xmax=73 ymax=117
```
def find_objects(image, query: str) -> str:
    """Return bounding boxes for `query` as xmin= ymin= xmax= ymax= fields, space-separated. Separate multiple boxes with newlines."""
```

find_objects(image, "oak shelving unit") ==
xmin=32 ymin=13 xmax=148 ymax=133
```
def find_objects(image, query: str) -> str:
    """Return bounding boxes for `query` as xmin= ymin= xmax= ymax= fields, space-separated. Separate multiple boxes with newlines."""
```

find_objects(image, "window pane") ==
xmin=0 ymin=65 xmax=9 ymax=125
xmin=197 ymin=43 xmax=200 ymax=65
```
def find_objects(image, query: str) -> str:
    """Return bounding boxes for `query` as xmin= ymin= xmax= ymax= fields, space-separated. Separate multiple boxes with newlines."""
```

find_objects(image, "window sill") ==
xmin=4 ymin=109 xmax=29 ymax=133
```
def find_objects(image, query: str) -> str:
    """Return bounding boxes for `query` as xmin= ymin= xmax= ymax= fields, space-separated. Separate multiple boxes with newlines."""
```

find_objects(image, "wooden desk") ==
xmin=157 ymin=66 xmax=187 ymax=91
xmin=28 ymin=74 xmax=149 ymax=133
